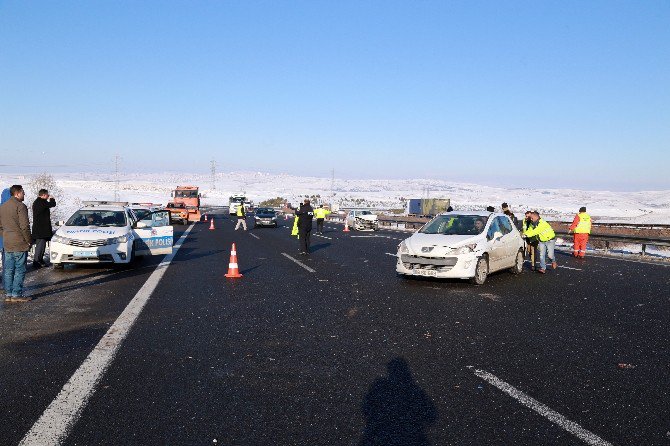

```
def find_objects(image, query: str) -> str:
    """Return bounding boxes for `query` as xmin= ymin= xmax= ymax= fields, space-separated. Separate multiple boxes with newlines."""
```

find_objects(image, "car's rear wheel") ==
xmin=510 ymin=249 xmax=524 ymax=274
xmin=470 ymin=256 xmax=488 ymax=285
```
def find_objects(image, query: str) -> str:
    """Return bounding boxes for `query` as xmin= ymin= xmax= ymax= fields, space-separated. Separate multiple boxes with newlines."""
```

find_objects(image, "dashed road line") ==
xmin=20 ymin=224 xmax=195 ymax=446
xmin=558 ymin=265 xmax=582 ymax=271
xmin=313 ymin=233 xmax=332 ymax=240
xmin=249 ymin=233 xmax=260 ymax=240
xmin=472 ymin=368 xmax=613 ymax=446
xmin=385 ymin=253 xmax=397 ymax=257
xmin=281 ymin=253 xmax=316 ymax=273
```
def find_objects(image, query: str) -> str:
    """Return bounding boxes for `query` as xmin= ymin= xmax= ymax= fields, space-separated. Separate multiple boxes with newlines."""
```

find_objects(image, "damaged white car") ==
xmin=345 ymin=210 xmax=379 ymax=231
xmin=396 ymin=211 xmax=525 ymax=285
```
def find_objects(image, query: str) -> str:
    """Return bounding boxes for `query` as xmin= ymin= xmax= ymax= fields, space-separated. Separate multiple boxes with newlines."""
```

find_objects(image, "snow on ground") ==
xmin=1 ymin=171 xmax=669 ymax=224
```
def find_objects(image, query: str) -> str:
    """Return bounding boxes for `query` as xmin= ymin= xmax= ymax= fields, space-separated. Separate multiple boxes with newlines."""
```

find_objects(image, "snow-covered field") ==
xmin=1 ymin=171 xmax=669 ymax=224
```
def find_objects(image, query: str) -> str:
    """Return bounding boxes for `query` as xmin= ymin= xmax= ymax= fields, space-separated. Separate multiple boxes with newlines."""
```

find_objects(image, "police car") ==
xmin=50 ymin=201 xmax=173 ymax=269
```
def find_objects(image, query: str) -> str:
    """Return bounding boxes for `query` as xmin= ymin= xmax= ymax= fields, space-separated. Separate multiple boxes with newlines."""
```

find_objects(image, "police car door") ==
xmin=132 ymin=210 xmax=173 ymax=256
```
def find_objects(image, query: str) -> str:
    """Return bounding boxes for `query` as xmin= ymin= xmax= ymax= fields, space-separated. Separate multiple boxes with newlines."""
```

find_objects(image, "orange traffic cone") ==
xmin=204 ymin=214 xmax=208 ymax=222
xmin=209 ymin=218 xmax=215 ymax=230
xmin=343 ymin=221 xmax=350 ymax=232
xmin=224 ymin=243 xmax=243 ymax=278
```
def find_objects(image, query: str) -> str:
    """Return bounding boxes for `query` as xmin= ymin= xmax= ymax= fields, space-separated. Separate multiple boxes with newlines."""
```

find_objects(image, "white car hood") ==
xmin=405 ymin=233 xmax=481 ymax=255
xmin=355 ymin=214 xmax=378 ymax=221
xmin=57 ymin=226 xmax=128 ymax=240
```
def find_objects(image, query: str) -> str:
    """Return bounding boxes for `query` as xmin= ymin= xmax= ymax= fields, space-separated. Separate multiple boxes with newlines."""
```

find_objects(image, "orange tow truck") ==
xmin=166 ymin=186 xmax=201 ymax=225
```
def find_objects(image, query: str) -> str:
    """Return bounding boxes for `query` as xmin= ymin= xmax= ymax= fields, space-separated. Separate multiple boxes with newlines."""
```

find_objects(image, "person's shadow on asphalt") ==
xmin=359 ymin=357 xmax=437 ymax=446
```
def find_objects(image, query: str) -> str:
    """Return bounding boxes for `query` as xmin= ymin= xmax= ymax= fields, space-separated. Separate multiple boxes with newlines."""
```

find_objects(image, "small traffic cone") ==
xmin=224 ymin=243 xmax=243 ymax=278
xmin=209 ymin=218 xmax=215 ymax=230
xmin=204 ymin=214 xmax=208 ymax=222
xmin=343 ymin=221 xmax=350 ymax=232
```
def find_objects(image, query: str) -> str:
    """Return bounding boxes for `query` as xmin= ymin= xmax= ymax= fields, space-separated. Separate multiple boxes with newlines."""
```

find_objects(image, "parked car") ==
xmin=345 ymin=210 xmax=378 ymax=231
xmin=395 ymin=211 xmax=524 ymax=284
xmin=50 ymin=201 xmax=173 ymax=269
xmin=253 ymin=207 xmax=278 ymax=228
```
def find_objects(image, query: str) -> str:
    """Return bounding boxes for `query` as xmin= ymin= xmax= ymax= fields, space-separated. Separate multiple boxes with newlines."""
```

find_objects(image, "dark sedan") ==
xmin=253 ymin=208 xmax=278 ymax=228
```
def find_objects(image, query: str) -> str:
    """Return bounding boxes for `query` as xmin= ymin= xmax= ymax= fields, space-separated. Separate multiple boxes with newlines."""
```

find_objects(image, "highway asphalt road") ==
xmin=1 ymin=213 xmax=669 ymax=445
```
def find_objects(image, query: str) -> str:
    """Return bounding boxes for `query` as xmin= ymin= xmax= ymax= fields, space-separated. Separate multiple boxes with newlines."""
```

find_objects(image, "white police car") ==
xmin=50 ymin=201 xmax=173 ymax=269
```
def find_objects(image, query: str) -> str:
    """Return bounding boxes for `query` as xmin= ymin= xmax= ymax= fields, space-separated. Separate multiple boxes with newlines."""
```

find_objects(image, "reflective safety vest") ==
xmin=574 ymin=212 xmax=591 ymax=234
xmin=314 ymin=208 xmax=330 ymax=219
xmin=291 ymin=216 xmax=299 ymax=236
xmin=236 ymin=206 xmax=244 ymax=217
xmin=523 ymin=219 xmax=555 ymax=242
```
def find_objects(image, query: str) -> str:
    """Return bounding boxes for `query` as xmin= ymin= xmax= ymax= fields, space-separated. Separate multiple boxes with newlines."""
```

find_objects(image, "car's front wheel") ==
xmin=509 ymin=249 xmax=524 ymax=275
xmin=470 ymin=256 xmax=489 ymax=285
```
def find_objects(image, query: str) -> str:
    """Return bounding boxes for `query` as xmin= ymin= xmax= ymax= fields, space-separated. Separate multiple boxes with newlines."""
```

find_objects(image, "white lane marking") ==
xmin=20 ymin=225 xmax=195 ymax=446
xmin=350 ymin=235 xmax=379 ymax=238
xmin=472 ymin=368 xmax=613 ymax=446
xmin=313 ymin=234 xmax=332 ymax=240
xmin=281 ymin=253 xmax=316 ymax=273
xmin=558 ymin=265 xmax=582 ymax=271
xmin=249 ymin=233 xmax=260 ymax=240
xmin=385 ymin=253 xmax=398 ymax=257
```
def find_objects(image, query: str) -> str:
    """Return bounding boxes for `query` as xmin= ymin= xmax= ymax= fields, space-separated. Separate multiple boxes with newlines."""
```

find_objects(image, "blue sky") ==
xmin=1 ymin=1 xmax=668 ymax=191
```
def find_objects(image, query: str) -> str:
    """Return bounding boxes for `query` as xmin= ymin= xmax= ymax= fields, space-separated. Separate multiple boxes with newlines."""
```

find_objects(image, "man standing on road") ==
xmin=0 ymin=185 xmax=33 ymax=302
xmin=523 ymin=210 xmax=539 ymax=270
xmin=295 ymin=199 xmax=314 ymax=255
xmin=0 ymin=187 xmax=11 ymax=284
xmin=31 ymin=189 xmax=56 ymax=268
xmin=234 ymin=203 xmax=247 ymax=231
xmin=523 ymin=211 xmax=557 ymax=274
xmin=314 ymin=204 xmax=330 ymax=234
xmin=568 ymin=206 xmax=591 ymax=258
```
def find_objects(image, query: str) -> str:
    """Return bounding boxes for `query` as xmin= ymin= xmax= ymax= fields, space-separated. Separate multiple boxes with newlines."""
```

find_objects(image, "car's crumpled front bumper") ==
xmin=395 ymin=251 xmax=479 ymax=279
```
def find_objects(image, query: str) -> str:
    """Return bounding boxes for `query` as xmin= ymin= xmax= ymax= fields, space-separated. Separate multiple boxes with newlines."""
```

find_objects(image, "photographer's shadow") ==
xmin=359 ymin=357 xmax=437 ymax=446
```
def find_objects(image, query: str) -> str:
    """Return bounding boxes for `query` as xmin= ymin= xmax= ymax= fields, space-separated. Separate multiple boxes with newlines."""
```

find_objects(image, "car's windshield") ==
xmin=174 ymin=190 xmax=198 ymax=198
xmin=256 ymin=208 xmax=275 ymax=215
xmin=229 ymin=196 xmax=246 ymax=203
xmin=419 ymin=215 xmax=489 ymax=236
xmin=66 ymin=210 xmax=127 ymax=227
xmin=360 ymin=211 xmax=372 ymax=215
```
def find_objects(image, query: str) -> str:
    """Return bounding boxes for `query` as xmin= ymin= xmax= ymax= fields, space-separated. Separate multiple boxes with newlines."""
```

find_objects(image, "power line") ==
xmin=210 ymin=160 xmax=217 ymax=190
xmin=113 ymin=155 xmax=122 ymax=201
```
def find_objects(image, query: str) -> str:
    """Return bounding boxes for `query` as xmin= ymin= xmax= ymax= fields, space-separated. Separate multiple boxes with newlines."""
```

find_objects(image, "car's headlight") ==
xmin=52 ymin=235 xmax=70 ymax=244
xmin=455 ymin=243 xmax=477 ymax=255
xmin=255 ymin=216 xmax=260 ymax=220
xmin=398 ymin=240 xmax=409 ymax=254
xmin=271 ymin=216 xmax=277 ymax=220
xmin=108 ymin=235 xmax=128 ymax=244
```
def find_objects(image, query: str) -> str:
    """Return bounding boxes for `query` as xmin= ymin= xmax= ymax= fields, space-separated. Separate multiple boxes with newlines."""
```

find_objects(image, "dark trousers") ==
xmin=34 ymin=239 xmax=47 ymax=264
xmin=299 ymin=228 xmax=312 ymax=253
xmin=316 ymin=218 xmax=324 ymax=233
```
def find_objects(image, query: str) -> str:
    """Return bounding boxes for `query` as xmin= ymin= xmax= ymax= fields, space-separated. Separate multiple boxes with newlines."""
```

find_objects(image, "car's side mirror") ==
xmin=494 ymin=231 xmax=503 ymax=240
xmin=56 ymin=220 xmax=64 ymax=226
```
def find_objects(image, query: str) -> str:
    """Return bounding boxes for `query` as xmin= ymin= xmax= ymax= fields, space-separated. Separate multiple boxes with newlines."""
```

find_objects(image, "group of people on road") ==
xmin=0 ymin=184 xmax=57 ymax=303
xmin=519 ymin=206 xmax=591 ymax=274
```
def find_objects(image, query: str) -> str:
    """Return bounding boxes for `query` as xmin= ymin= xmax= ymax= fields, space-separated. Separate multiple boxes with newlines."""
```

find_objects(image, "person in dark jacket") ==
xmin=0 ymin=185 xmax=32 ymax=301
xmin=31 ymin=189 xmax=56 ymax=268
xmin=294 ymin=199 xmax=314 ymax=254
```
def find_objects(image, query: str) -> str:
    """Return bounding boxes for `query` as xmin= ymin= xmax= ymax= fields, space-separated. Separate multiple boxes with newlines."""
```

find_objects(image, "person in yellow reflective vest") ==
xmin=523 ymin=211 xmax=557 ymax=273
xmin=291 ymin=215 xmax=299 ymax=237
xmin=568 ymin=206 xmax=591 ymax=258
xmin=234 ymin=204 xmax=247 ymax=231
xmin=314 ymin=205 xmax=331 ymax=234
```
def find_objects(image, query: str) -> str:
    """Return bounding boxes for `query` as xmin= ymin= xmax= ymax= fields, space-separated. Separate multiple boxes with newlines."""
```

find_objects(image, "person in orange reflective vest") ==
xmin=568 ymin=206 xmax=591 ymax=258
